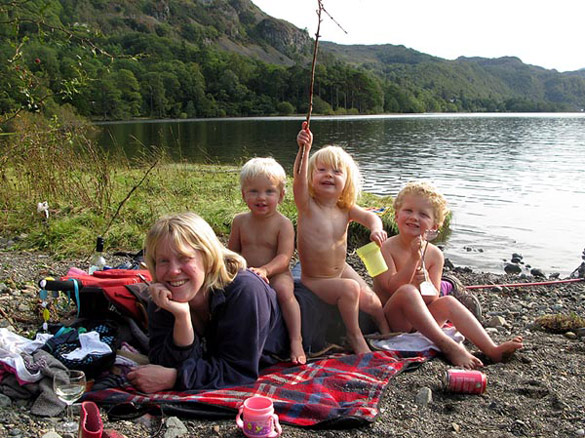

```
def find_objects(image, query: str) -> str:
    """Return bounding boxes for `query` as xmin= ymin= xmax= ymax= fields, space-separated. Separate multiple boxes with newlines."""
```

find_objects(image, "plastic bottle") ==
xmin=88 ymin=236 xmax=106 ymax=274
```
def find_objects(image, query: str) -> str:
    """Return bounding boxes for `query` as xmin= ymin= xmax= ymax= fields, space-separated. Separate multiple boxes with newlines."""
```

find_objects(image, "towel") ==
xmin=84 ymin=349 xmax=435 ymax=427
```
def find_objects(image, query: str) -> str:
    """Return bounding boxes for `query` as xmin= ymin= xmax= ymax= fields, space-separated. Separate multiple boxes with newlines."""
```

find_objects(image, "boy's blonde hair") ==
xmin=394 ymin=181 xmax=450 ymax=228
xmin=240 ymin=157 xmax=286 ymax=192
xmin=144 ymin=212 xmax=246 ymax=292
xmin=308 ymin=145 xmax=362 ymax=209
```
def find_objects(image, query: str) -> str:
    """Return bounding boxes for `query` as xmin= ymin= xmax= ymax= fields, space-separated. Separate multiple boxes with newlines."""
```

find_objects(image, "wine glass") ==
xmin=53 ymin=369 xmax=87 ymax=433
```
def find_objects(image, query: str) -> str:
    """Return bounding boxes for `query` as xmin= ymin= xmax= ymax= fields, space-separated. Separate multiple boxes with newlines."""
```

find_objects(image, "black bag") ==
xmin=41 ymin=319 xmax=119 ymax=378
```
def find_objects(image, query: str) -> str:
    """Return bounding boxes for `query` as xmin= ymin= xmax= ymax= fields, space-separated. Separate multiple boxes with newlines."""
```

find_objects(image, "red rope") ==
xmin=465 ymin=277 xmax=585 ymax=290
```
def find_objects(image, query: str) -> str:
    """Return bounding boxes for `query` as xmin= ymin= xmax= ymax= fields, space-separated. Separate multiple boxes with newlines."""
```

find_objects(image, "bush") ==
xmin=276 ymin=101 xmax=295 ymax=115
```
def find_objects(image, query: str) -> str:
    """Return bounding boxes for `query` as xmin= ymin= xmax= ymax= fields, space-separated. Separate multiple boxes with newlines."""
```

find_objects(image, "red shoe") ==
xmin=79 ymin=401 xmax=103 ymax=438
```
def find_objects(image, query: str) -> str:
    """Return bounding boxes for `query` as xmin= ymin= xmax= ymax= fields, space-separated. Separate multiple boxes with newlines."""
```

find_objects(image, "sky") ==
xmin=250 ymin=0 xmax=585 ymax=72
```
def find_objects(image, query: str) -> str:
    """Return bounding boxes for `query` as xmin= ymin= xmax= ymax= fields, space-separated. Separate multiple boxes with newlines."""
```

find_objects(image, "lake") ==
xmin=96 ymin=113 xmax=585 ymax=277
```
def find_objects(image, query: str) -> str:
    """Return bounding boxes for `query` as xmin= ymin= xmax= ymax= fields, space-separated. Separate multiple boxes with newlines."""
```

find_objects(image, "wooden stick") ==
xmin=297 ymin=0 xmax=324 ymax=175
xmin=305 ymin=0 xmax=323 ymax=131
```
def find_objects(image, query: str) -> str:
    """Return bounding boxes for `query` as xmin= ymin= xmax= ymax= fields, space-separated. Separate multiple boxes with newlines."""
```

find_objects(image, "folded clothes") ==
xmin=371 ymin=326 xmax=464 ymax=352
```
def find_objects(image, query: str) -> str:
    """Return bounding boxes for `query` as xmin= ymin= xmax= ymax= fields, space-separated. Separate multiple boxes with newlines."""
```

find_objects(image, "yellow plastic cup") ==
xmin=356 ymin=242 xmax=388 ymax=277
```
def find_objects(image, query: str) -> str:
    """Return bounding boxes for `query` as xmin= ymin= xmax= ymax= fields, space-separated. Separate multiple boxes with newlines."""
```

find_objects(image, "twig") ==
xmin=297 ymin=0 xmax=324 ymax=175
xmin=0 ymin=306 xmax=13 ymax=324
xmin=101 ymin=158 xmax=160 ymax=239
xmin=305 ymin=0 xmax=324 ymax=132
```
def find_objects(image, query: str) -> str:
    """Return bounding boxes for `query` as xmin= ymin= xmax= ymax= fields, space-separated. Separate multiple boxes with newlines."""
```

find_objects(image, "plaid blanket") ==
xmin=84 ymin=349 xmax=434 ymax=428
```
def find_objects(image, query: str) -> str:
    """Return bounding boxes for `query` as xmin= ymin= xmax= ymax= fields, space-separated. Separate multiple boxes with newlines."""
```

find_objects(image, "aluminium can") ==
xmin=444 ymin=369 xmax=487 ymax=394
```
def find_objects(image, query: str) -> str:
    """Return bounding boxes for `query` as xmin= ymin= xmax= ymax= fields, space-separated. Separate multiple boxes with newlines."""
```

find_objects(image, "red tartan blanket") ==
xmin=84 ymin=349 xmax=434 ymax=428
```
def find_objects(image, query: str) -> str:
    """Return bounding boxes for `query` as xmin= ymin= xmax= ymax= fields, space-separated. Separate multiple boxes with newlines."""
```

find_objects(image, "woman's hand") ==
xmin=149 ymin=283 xmax=190 ymax=317
xmin=127 ymin=365 xmax=178 ymax=393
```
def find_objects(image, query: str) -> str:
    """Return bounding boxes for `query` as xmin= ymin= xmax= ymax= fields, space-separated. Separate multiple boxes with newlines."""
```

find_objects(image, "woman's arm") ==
xmin=148 ymin=271 xmax=286 ymax=391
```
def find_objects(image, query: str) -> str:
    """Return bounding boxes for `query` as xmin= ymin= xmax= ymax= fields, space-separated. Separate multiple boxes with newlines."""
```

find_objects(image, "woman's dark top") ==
xmin=148 ymin=269 xmax=288 ymax=390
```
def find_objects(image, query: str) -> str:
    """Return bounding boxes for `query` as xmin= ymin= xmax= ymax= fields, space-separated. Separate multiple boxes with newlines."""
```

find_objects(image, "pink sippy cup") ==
xmin=235 ymin=396 xmax=282 ymax=438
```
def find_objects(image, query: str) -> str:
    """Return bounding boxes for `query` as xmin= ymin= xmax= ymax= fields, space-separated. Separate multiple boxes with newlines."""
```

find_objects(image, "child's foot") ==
xmin=290 ymin=339 xmax=307 ymax=365
xmin=440 ymin=339 xmax=484 ymax=369
xmin=487 ymin=336 xmax=524 ymax=362
xmin=347 ymin=334 xmax=371 ymax=355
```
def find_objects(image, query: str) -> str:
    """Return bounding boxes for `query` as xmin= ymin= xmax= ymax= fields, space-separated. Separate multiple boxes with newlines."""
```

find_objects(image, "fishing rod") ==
xmin=465 ymin=277 xmax=585 ymax=290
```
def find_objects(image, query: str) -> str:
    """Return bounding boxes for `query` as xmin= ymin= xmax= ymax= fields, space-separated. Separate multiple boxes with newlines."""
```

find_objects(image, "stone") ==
xmin=0 ymin=394 xmax=11 ymax=407
xmin=415 ymin=387 xmax=432 ymax=407
xmin=486 ymin=315 xmax=506 ymax=328
xmin=530 ymin=268 xmax=546 ymax=278
xmin=164 ymin=417 xmax=188 ymax=438
xmin=504 ymin=263 xmax=522 ymax=274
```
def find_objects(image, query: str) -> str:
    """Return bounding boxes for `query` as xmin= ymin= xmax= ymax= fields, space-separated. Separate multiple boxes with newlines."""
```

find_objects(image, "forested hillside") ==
xmin=2 ymin=0 xmax=585 ymax=122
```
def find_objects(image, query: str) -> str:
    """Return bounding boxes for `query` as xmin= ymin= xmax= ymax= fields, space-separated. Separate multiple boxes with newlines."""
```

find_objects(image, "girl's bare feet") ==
xmin=290 ymin=339 xmax=307 ymax=365
xmin=487 ymin=336 xmax=524 ymax=362
xmin=439 ymin=338 xmax=484 ymax=369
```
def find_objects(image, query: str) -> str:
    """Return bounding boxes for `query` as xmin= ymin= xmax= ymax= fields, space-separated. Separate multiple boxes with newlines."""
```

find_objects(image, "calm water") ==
xmin=96 ymin=113 xmax=585 ymax=276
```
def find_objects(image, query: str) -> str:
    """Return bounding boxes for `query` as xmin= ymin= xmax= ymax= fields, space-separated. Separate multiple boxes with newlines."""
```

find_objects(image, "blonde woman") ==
xmin=127 ymin=212 xmax=289 ymax=391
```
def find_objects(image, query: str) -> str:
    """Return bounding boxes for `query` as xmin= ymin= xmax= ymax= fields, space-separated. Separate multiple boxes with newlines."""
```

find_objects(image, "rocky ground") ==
xmin=0 ymin=249 xmax=584 ymax=438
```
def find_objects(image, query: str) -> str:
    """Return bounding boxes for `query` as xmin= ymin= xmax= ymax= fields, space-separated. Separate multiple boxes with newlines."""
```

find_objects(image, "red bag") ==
xmin=40 ymin=269 xmax=152 ymax=330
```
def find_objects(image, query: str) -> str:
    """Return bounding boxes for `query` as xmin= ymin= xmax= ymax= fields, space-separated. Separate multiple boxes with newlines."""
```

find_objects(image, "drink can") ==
xmin=444 ymin=369 xmax=487 ymax=394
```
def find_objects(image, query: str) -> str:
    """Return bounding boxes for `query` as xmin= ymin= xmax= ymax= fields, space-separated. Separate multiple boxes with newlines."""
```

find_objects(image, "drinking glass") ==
xmin=53 ymin=369 xmax=87 ymax=433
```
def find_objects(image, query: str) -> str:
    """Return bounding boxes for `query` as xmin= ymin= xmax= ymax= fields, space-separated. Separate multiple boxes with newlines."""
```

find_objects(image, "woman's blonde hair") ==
xmin=394 ymin=181 xmax=449 ymax=228
xmin=240 ymin=157 xmax=286 ymax=192
xmin=308 ymin=145 xmax=362 ymax=209
xmin=144 ymin=212 xmax=246 ymax=291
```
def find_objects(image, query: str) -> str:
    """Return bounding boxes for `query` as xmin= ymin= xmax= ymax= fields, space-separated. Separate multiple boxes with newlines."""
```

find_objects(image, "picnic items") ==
xmin=79 ymin=401 xmax=104 ymax=438
xmin=356 ymin=242 xmax=388 ymax=277
xmin=85 ymin=349 xmax=434 ymax=427
xmin=39 ymin=269 xmax=151 ymax=331
xmin=236 ymin=396 xmax=282 ymax=438
xmin=42 ymin=320 xmax=119 ymax=378
xmin=89 ymin=237 xmax=107 ymax=274
xmin=444 ymin=369 xmax=487 ymax=394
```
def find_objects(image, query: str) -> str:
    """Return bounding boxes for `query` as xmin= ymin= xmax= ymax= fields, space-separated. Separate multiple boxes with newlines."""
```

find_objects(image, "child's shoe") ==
xmin=79 ymin=401 xmax=103 ymax=438
xmin=442 ymin=273 xmax=482 ymax=322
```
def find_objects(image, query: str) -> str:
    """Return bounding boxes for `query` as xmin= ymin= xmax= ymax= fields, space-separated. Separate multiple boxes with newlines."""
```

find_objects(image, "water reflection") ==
xmin=97 ymin=114 xmax=585 ymax=275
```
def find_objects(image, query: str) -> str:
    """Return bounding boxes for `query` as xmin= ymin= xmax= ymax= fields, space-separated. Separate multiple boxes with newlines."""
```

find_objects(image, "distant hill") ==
xmin=3 ymin=0 xmax=584 ymax=120
xmin=319 ymin=42 xmax=585 ymax=112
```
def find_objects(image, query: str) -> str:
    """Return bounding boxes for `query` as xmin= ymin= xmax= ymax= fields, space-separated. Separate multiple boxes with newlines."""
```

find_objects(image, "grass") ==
xmin=0 ymin=111 xmax=450 ymax=259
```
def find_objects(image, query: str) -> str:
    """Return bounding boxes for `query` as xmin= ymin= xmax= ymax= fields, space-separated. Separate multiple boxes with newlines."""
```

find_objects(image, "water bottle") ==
xmin=89 ymin=236 xmax=106 ymax=274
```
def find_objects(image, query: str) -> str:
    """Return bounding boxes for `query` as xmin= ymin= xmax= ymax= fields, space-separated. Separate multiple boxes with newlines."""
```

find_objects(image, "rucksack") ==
xmin=39 ymin=269 xmax=152 ymax=331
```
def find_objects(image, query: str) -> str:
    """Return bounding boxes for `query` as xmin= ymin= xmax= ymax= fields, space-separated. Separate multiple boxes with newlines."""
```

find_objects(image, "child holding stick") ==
xmin=294 ymin=124 xmax=390 ymax=354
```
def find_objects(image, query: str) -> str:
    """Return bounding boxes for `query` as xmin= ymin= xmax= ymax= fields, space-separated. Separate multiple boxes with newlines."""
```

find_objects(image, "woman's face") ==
xmin=154 ymin=237 xmax=206 ymax=303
